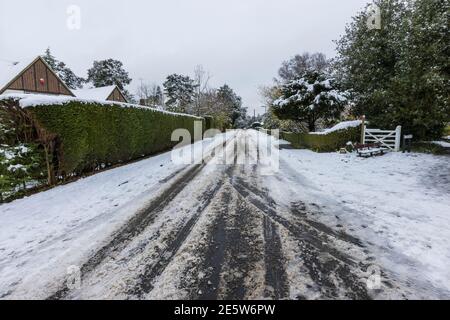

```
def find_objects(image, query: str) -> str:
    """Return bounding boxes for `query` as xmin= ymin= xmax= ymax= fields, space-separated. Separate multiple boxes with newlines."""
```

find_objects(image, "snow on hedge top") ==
xmin=0 ymin=93 xmax=204 ymax=119
xmin=310 ymin=120 xmax=362 ymax=135
xmin=73 ymin=85 xmax=117 ymax=100
xmin=431 ymin=140 xmax=450 ymax=148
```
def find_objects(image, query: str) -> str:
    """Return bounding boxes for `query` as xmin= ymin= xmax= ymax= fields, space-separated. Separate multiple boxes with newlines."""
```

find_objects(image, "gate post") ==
xmin=360 ymin=115 xmax=366 ymax=144
xmin=394 ymin=126 xmax=402 ymax=152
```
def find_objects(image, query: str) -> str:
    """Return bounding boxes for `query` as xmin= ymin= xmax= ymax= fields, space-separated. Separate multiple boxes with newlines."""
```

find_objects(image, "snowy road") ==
xmin=1 ymin=130 xmax=449 ymax=300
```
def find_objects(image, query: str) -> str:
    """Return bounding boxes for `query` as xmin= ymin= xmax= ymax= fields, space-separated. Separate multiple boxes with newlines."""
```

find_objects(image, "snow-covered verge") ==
xmin=0 ymin=132 xmax=234 ymax=299
xmin=310 ymin=120 xmax=362 ymax=135
xmin=276 ymin=149 xmax=450 ymax=298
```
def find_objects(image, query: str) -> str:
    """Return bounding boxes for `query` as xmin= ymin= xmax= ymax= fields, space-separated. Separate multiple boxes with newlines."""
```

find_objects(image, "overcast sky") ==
xmin=0 ymin=0 xmax=369 ymax=115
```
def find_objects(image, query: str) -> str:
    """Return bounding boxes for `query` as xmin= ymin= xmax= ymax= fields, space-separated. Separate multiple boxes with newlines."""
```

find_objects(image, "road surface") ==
xmin=5 ymin=130 xmax=444 ymax=299
xmin=40 ymin=130 xmax=401 ymax=300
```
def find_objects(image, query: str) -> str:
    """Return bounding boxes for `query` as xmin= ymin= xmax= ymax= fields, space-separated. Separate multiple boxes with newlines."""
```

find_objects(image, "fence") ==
xmin=363 ymin=125 xmax=402 ymax=151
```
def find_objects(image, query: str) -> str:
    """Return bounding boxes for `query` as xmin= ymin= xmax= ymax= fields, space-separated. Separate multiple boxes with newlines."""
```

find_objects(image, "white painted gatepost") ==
xmin=363 ymin=125 xmax=402 ymax=152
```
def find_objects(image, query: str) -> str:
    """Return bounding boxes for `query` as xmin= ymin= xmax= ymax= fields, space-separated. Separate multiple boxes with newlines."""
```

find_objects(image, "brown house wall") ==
xmin=107 ymin=87 xmax=127 ymax=103
xmin=22 ymin=67 xmax=36 ymax=91
xmin=2 ymin=58 xmax=74 ymax=96
xmin=8 ymin=77 xmax=23 ymax=90
xmin=47 ymin=70 xmax=60 ymax=93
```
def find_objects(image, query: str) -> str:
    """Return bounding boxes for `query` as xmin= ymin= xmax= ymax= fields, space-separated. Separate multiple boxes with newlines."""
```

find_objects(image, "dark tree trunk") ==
xmin=308 ymin=111 xmax=317 ymax=133
xmin=44 ymin=144 xmax=56 ymax=186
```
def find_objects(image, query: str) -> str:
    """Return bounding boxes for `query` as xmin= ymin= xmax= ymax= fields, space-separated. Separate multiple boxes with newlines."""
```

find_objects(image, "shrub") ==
xmin=204 ymin=115 xmax=231 ymax=132
xmin=444 ymin=125 xmax=450 ymax=138
xmin=204 ymin=116 xmax=215 ymax=132
xmin=0 ymin=143 xmax=46 ymax=202
xmin=411 ymin=142 xmax=448 ymax=155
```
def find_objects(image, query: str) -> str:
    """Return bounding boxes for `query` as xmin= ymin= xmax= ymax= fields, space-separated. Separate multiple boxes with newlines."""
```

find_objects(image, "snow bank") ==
xmin=310 ymin=120 xmax=362 ymax=135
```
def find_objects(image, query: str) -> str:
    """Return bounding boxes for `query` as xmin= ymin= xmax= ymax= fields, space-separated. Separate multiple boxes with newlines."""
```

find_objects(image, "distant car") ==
xmin=251 ymin=122 xmax=263 ymax=130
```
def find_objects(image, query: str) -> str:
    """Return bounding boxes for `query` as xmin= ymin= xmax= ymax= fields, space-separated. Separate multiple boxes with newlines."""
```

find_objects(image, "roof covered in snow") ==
xmin=73 ymin=85 xmax=118 ymax=101
xmin=0 ymin=57 xmax=37 ymax=91
xmin=0 ymin=56 xmax=75 ymax=96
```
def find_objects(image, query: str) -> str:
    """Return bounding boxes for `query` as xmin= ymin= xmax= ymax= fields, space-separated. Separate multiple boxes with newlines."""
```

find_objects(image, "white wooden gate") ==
xmin=363 ymin=126 xmax=402 ymax=151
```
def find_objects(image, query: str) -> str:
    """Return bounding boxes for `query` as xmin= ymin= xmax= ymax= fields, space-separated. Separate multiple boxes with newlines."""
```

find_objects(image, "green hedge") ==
xmin=411 ymin=142 xmax=449 ymax=155
xmin=444 ymin=125 xmax=450 ymax=137
xmin=280 ymin=132 xmax=302 ymax=149
xmin=204 ymin=115 xmax=230 ymax=132
xmin=24 ymin=100 xmax=204 ymax=177
xmin=281 ymin=127 xmax=360 ymax=152
xmin=204 ymin=116 xmax=215 ymax=132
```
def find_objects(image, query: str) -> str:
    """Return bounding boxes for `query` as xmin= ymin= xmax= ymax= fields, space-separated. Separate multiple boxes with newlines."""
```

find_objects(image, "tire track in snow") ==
xmin=231 ymin=178 xmax=355 ymax=266
xmin=129 ymin=177 xmax=224 ymax=297
xmin=229 ymin=174 xmax=371 ymax=299
xmin=262 ymin=215 xmax=289 ymax=299
xmin=231 ymin=133 xmax=289 ymax=300
xmin=219 ymin=190 xmax=264 ymax=300
xmin=195 ymin=188 xmax=230 ymax=300
xmin=48 ymin=135 xmax=236 ymax=300
xmin=192 ymin=135 xmax=268 ymax=300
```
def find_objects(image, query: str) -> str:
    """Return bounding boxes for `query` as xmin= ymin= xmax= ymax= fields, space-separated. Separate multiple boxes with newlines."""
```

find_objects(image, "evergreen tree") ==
xmin=42 ymin=48 xmax=84 ymax=89
xmin=154 ymin=86 xmax=164 ymax=106
xmin=393 ymin=0 xmax=450 ymax=138
xmin=334 ymin=0 xmax=449 ymax=139
xmin=163 ymin=74 xmax=197 ymax=113
xmin=272 ymin=71 xmax=348 ymax=132
xmin=216 ymin=85 xmax=245 ymax=128
xmin=259 ymin=85 xmax=306 ymax=132
xmin=86 ymin=59 xmax=132 ymax=90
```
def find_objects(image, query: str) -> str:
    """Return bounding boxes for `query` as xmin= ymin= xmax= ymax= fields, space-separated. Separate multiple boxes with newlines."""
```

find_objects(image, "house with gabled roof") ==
xmin=74 ymin=85 xmax=128 ymax=103
xmin=0 ymin=56 xmax=75 ymax=96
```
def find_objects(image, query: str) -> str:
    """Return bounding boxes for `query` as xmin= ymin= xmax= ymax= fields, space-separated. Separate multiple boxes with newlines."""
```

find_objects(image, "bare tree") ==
xmin=193 ymin=65 xmax=212 ymax=116
xmin=136 ymin=81 xmax=151 ymax=102
xmin=278 ymin=52 xmax=329 ymax=82
xmin=137 ymin=82 xmax=164 ymax=107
